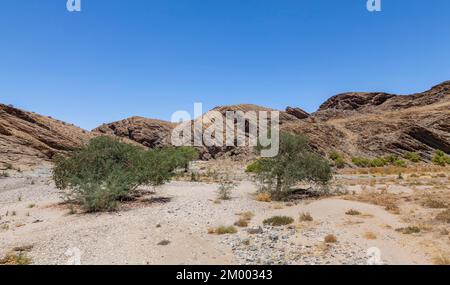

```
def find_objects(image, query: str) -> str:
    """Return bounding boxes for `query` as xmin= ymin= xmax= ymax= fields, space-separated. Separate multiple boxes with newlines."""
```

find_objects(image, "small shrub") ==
xmin=345 ymin=209 xmax=361 ymax=216
xmin=324 ymin=234 xmax=337 ymax=243
xmin=299 ymin=212 xmax=313 ymax=222
xmin=404 ymin=152 xmax=420 ymax=163
xmin=330 ymin=151 xmax=346 ymax=169
xmin=4 ymin=163 xmax=13 ymax=170
xmin=396 ymin=226 xmax=421 ymax=234
xmin=436 ymin=209 xmax=450 ymax=223
xmin=28 ymin=204 xmax=36 ymax=209
xmin=334 ymin=157 xmax=346 ymax=169
xmin=12 ymin=245 xmax=33 ymax=252
xmin=422 ymin=198 xmax=447 ymax=209
xmin=217 ymin=180 xmax=236 ymax=200
xmin=234 ymin=218 xmax=249 ymax=227
xmin=433 ymin=255 xmax=450 ymax=265
xmin=393 ymin=159 xmax=407 ymax=168
xmin=432 ymin=150 xmax=450 ymax=166
xmin=0 ymin=252 xmax=31 ymax=265
xmin=245 ymin=160 xmax=263 ymax=173
xmin=239 ymin=211 xmax=255 ymax=221
xmin=208 ymin=226 xmax=238 ymax=235
xmin=157 ymin=240 xmax=171 ymax=246
xmin=0 ymin=171 xmax=10 ymax=178
xmin=329 ymin=151 xmax=340 ymax=161
xmin=352 ymin=157 xmax=372 ymax=168
xmin=263 ymin=216 xmax=294 ymax=226
xmin=370 ymin=157 xmax=388 ymax=168
xmin=255 ymin=192 xmax=272 ymax=202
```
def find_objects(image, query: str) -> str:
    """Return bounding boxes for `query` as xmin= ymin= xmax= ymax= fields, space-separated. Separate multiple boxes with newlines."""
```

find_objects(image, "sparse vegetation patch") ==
xmin=263 ymin=216 xmax=294 ymax=226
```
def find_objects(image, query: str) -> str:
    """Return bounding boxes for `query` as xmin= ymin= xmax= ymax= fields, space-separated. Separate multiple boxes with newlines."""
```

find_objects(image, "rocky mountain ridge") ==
xmin=1 ymin=81 xmax=449 ymax=168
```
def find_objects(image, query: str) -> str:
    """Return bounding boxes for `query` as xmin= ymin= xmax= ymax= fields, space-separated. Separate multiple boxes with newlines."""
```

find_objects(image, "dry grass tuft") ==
xmin=396 ymin=226 xmax=421 ymax=234
xmin=363 ymin=232 xmax=377 ymax=240
xmin=345 ymin=209 xmax=361 ymax=216
xmin=324 ymin=234 xmax=337 ymax=243
xmin=263 ymin=216 xmax=294 ymax=226
xmin=255 ymin=192 xmax=272 ymax=202
xmin=208 ymin=225 xmax=238 ymax=235
xmin=422 ymin=198 xmax=447 ymax=209
xmin=0 ymin=252 xmax=32 ymax=265
xmin=346 ymin=190 xmax=400 ymax=214
xmin=432 ymin=254 xmax=450 ymax=265
xmin=234 ymin=218 xmax=249 ymax=228
xmin=436 ymin=209 xmax=450 ymax=223
xmin=299 ymin=212 xmax=313 ymax=222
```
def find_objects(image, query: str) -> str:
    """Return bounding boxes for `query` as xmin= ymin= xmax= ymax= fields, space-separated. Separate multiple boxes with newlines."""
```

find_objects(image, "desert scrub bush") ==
xmin=422 ymin=198 xmax=447 ymax=209
xmin=345 ymin=209 xmax=361 ymax=216
xmin=216 ymin=179 xmax=237 ymax=200
xmin=263 ymin=216 xmax=294 ymax=226
xmin=404 ymin=152 xmax=420 ymax=163
xmin=0 ymin=252 xmax=31 ymax=265
xmin=432 ymin=150 xmax=450 ymax=166
xmin=234 ymin=218 xmax=249 ymax=227
xmin=433 ymin=255 xmax=450 ymax=265
xmin=351 ymin=157 xmax=372 ymax=168
xmin=329 ymin=151 xmax=346 ymax=169
xmin=253 ymin=133 xmax=332 ymax=200
xmin=0 ymin=171 xmax=9 ymax=178
xmin=393 ymin=159 xmax=407 ymax=168
xmin=208 ymin=225 xmax=238 ymax=235
xmin=245 ymin=159 xmax=263 ymax=173
xmin=299 ymin=212 xmax=313 ymax=222
xmin=167 ymin=146 xmax=199 ymax=172
xmin=436 ymin=209 xmax=450 ymax=223
xmin=255 ymin=192 xmax=272 ymax=202
xmin=239 ymin=211 xmax=254 ymax=221
xmin=324 ymin=234 xmax=337 ymax=243
xmin=396 ymin=226 xmax=421 ymax=234
xmin=53 ymin=136 xmax=191 ymax=212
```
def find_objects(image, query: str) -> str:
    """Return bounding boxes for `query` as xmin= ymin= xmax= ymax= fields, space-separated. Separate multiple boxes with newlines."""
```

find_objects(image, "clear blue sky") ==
xmin=1 ymin=0 xmax=449 ymax=130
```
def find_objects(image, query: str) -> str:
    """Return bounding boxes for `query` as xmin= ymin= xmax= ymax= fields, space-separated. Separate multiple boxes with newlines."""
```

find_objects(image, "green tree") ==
xmin=53 ymin=136 xmax=189 ymax=212
xmin=253 ymin=133 xmax=332 ymax=200
xmin=170 ymin=146 xmax=199 ymax=172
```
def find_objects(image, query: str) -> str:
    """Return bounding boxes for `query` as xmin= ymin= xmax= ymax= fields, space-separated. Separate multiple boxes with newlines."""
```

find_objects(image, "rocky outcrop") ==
xmin=285 ymin=107 xmax=310 ymax=120
xmin=0 ymin=104 xmax=92 ymax=169
xmin=2 ymin=81 xmax=448 ymax=168
xmin=93 ymin=116 xmax=176 ymax=148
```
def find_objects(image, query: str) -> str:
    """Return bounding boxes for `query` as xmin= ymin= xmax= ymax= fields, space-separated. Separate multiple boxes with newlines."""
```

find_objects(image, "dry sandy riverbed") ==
xmin=0 ymin=167 xmax=443 ymax=265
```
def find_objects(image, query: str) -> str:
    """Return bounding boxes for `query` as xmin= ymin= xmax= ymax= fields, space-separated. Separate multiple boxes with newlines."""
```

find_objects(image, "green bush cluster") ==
xmin=53 ymin=137 xmax=198 ymax=212
xmin=351 ymin=155 xmax=407 ymax=168
xmin=404 ymin=152 xmax=421 ymax=163
xmin=432 ymin=150 xmax=450 ymax=166
xmin=253 ymin=133 xmax=332 ymax=200
xmin=329 ymin=151 xmax=346 ymax=169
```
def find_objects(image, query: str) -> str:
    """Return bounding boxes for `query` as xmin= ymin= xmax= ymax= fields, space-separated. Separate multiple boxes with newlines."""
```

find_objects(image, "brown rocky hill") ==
xmin=309 ymin=81 xmax=450 ymax=160
xmin=93 ymin=116 xmax=176 ymax=148
xmin=0 ymin=104 xmax=92 ymax=169
xmin=1 ymin=81 xmax=448 ymax=168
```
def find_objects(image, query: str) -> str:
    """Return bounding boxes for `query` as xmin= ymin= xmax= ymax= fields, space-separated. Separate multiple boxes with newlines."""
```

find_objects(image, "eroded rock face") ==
xmin=313 ymin=81 xmax=450 ymax=159
xmin=285 ymin=107 xmax=310 ymax=120
xmin=0 ymin=104 xmax=92 ymax=169
xmin=93 ymin=116 xmax=176 ymax=149
xmin=1 ymin=81 xmax=448 ymax=168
